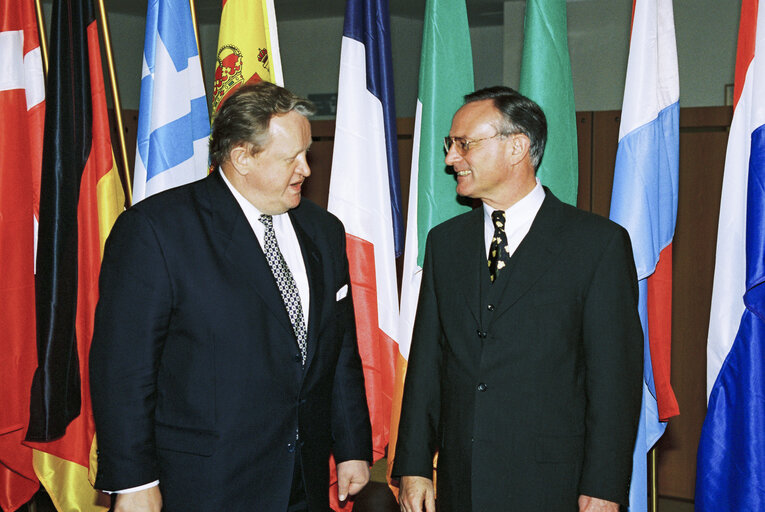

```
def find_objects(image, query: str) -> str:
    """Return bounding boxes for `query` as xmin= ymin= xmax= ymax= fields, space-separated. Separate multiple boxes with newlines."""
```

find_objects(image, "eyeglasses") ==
xmin=443 ymin=133 xmax=506 ymax=155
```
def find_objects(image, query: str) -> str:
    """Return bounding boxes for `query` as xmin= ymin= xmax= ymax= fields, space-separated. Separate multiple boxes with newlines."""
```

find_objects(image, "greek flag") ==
xmin=134 ymin=0 xmax=210 ymax=203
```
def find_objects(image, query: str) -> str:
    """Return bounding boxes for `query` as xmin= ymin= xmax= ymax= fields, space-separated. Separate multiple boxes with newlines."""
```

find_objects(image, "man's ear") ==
xmin=229 ymin=144 xmax=253 ymax=176
xmin=508 ymin=133 xmax=531 ymax=164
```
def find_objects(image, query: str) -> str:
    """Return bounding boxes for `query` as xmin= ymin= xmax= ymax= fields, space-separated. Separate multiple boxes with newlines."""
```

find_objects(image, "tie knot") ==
xmin=491 ymin=210 xmax=506 ymax=230
xmin=259 ymin=214 xmax=273 ymax=229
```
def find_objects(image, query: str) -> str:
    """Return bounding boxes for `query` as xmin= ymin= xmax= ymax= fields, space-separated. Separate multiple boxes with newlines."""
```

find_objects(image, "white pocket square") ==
xmin=336 ymin=284 xmax=348 ymax=301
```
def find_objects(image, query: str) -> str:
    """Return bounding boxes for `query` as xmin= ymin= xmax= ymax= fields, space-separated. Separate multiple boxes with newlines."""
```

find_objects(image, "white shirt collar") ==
xmin=482 ymin=178 xmax=546 ymax=258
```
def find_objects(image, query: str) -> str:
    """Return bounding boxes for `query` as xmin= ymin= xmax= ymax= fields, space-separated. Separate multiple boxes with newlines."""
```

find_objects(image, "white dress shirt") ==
xmin=220 ymin=169 xmax=310 ymax=324
xmin=483 ymin=178 xmax=546 ymax=259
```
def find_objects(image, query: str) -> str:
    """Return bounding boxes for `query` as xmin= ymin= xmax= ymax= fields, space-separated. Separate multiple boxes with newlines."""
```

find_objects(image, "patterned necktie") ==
xmin=488 ymin=210 xmax=511 ymax=283
xmin=259 ymin=214 xmax=307 ymax=366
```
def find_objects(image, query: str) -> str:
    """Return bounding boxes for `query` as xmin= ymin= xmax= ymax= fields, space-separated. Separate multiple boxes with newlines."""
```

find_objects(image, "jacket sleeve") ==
xmin=90 ymin=208 xmax=172 ymax=491
xmin=391 ymin=232 xmax=442 ymax=479
xmin=578 ymin=226 xmax=643 ymax=506
xmin=330 ymin=223 xmax=373 ymax=464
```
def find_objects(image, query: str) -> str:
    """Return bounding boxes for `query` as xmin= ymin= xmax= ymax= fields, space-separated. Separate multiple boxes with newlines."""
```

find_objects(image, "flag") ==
xmin=133 ymin=0 xmax=210 ymax=203
xmin=608 ymin=0 xmax=680 ymax=509
xmin=0 ymin=0 xmax=45 ymax=508
xmin=212 ymin=0 xmax=282 ymax=113
xmin=519 ymin=0 xmax=578 ymax=205
xmin=387 ymin=0 xmax=474 ymax=490
xmin=327 ymin=0 xmax=402 ymax=507
xmin=25 ymin=0 xmax=125 ymax=509
xmin=696 ymin=0 xmax=765 ymax=509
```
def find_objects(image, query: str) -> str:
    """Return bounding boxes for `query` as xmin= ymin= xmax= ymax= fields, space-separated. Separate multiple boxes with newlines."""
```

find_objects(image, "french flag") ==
xmin=608 ymin=1 xmax=680 ymax=510
xmin=327 ymin=0 xmax=402 ymax=506
xmin=696 ymin=0 xmax=765 ymax=509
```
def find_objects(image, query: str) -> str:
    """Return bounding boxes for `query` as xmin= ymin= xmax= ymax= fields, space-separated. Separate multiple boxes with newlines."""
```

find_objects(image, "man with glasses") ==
xmin=393 ymin=87 xmax=642 ymax=512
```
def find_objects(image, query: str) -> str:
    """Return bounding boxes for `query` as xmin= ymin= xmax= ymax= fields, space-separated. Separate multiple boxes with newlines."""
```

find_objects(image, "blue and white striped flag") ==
xmin=134 ymin=0 xmax=210 ymax=203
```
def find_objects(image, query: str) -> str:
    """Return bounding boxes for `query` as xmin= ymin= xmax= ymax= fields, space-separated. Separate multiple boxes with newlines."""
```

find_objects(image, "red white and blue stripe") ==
xmin=327 ymin=0 xmax=402 ymax=506
xmin=696 ymin=1 xmax=765 ymax=509
xmin=608 ymin=1 xmax=680 ymax=510
xmin=133 ymin=0 xmax=210 ymax=203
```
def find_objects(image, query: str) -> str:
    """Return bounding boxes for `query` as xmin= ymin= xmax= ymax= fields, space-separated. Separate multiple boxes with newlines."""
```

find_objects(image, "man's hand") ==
xmin=113 ymin=486 xmax=162 ymax=512
xmin=398 ymin=475 xmax=435 ymax=512
xmin=578 ymin=494 xmax=620 ymax=512
xmin=336 ymin=459 xmax=370 ymax=501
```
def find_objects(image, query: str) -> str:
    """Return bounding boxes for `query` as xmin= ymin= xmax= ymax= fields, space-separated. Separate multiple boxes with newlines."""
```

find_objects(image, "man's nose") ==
xmin=444 ymin=143 xmax=462 ymax=166
xmin=296 ymin=154 xmax=311 ymax=177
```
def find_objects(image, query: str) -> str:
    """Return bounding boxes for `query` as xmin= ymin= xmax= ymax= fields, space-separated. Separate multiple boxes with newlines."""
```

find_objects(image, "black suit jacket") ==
xmin=90 ymin=172 xmax=372 ymax=511
xmin=393 ymin=190 xmax=642 ymax=511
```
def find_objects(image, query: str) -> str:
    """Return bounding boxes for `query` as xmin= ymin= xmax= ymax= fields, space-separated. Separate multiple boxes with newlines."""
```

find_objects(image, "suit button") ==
xmin=294 ymin=354 xmax=302 ymax=362
xmin=287 ymin=443 xmax=295 ymax=453
xmin=487 ymin=304 xmax=495 ymax=311
xmin=477 ymin=382 xmax=487 ymax=392
xmin=476 ymin=330 xmax=487 ymax=338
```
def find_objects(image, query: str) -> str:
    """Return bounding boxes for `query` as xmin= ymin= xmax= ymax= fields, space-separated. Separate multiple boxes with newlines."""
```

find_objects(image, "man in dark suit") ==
xmin=393 ymin=87 xmax=642 ymax=512
xmin=90 ymin=82 xmax=372 ymax=512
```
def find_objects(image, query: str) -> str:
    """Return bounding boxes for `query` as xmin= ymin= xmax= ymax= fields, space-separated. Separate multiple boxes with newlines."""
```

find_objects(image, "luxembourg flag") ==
xmin=133 ymin=0 xmax=210 ymax=203
xmin=696 ymin=0 xmax=765 ymax=509
xmin=327 ymin=0 xmax=402 ymax=488
xmin=608 ymin=1 xmax=680 ymax=510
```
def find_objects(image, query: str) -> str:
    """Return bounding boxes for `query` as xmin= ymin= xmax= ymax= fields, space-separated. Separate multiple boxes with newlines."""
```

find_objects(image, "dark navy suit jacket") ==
xmin=90 ymin=172 xmax=371 ymax=511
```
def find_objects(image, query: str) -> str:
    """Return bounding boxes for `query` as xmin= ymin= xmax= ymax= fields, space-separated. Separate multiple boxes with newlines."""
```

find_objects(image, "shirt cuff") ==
xmin=106 ymin=480 xmax=159 ymax=494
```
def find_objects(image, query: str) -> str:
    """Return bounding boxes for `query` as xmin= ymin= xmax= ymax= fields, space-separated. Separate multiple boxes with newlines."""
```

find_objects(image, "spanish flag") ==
xmin=25 ymin=0 xmax=124 ymax=509
xmin=212 ymin=0 xmax=283 ymax=112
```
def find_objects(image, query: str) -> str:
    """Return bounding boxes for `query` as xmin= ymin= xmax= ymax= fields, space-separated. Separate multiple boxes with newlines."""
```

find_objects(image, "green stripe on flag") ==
xmin=415 ymin=0 xmax=475 ymax=265
xmin=519 ymin=0 xmax=578 ymax=206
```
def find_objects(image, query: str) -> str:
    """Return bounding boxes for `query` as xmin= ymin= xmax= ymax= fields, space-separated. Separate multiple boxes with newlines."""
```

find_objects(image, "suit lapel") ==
xmin=492 ymin=191 xmax=569 ymax=321
xmin=205 ymin=172 xmax=294 ymax=335
xmin=289 ymin=206 xmax=324 ymax=372
xmin=454 ymin=207 xmax=484 ymax=326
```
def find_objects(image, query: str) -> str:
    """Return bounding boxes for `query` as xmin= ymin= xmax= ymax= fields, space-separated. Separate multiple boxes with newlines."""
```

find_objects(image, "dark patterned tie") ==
xmin=259 ymin=214 xmax=307 ymax=366
xmin=488 ymin=210 xmax=511 ymax=283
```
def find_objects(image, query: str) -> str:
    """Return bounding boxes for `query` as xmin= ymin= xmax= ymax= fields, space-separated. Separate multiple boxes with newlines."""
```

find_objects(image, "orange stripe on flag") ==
xmin=345 ymin=234 xmax=396 ymax=462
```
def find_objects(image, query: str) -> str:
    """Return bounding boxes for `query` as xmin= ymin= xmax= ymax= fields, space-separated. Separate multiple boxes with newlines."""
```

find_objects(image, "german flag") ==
xmin=25 ymin=0 xmax=124 ymax=509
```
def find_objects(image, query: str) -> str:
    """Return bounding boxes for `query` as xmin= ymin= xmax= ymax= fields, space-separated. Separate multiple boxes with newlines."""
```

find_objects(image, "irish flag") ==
xmin=387 ymin=0 xmax=474 ymax=489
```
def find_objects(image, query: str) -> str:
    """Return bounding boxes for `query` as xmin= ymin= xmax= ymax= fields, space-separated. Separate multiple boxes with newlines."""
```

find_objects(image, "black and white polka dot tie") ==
xmin=259 ymin=214 xmax=307 ymax=366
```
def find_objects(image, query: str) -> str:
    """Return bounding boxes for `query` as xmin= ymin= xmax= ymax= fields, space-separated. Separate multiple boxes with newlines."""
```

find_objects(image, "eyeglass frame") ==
xmin=443 ymin=132 xmax=510 ymax=155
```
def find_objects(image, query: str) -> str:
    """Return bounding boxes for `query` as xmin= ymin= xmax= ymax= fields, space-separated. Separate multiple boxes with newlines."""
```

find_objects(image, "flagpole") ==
xmin=188 ymin=0 xmax=206 ymax=96
xmin=33 ymin=0 xmax=48 ymax=75
xmin=95 ymin=0 xmax=133 ymax=207
xmin=650 ymin=448 xmax=658 ymax=511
